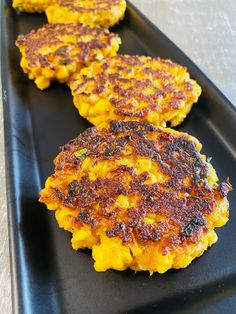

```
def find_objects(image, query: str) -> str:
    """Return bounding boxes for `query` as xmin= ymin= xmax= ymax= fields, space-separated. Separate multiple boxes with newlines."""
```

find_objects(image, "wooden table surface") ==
xmin=1 ymin=0 xmax=236 ymax=312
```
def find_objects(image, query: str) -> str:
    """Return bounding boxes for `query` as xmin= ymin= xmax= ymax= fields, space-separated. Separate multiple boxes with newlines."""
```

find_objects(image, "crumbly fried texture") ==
xmin=13 ymin=0 xmax=57 ymax=13
xmin=46 ymin=0 xmax=126 ymax=28
xmin=69 ymin=55 xmax=201 ymax=128
xmin=16 ymin=23 xmax=121 ymax=90
xmin=39 ymin=121 xmax=232 ymax=274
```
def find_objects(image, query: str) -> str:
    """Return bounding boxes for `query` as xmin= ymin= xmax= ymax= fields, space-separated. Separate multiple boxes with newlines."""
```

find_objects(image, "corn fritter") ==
xmin=46 ymin=0 xmax=126 ymax=28
xmin=13 ymin=0 xmax=57 ymax=13
xmin=16 ymin=23 xmax=121 ymax=90
xmin=39 ymin=121 xmax=232 ymax=274
xmin=69 ymin=55 xmax=201 ymax=129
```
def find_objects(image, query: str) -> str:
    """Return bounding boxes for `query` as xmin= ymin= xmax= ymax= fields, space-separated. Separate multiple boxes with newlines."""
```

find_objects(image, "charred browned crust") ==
xmin=41 ymin=121 xmax=232 ymax=248
xmin=58 ymin=0 xmax=123 ymax=12
xmin=16 ymin=23 xmax=119 ymax=68
xmin=71 ymin=55 xmax=200 ymax=118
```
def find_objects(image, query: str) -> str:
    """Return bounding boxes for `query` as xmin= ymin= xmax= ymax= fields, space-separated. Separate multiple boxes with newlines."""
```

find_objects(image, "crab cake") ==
xmin=39 ymin=121 xmax=232 ymax=274
xmin=69 ymin=55 xmax=201 ymax=128
xmin=46 ymin=0 xmax=126 ymax=28
xmin=16 ymin=23 xmax=121 ymax=90
xmin=13 ymin=0 xmax=57 ymax=13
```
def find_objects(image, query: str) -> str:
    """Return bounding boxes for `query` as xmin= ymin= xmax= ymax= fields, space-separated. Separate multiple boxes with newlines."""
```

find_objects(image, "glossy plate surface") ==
xmin=2 ymin=1 xmax=236 ymax=313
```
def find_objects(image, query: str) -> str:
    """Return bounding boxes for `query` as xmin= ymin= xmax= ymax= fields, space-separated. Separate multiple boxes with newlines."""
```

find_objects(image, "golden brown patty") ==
xmin=40 ymin=121 xmax=232 ymax=274
xmin=46 ymin=0 xmax=126 ymax=28
xmin=13 ymin=0 xmax=57 ymax=13
xmin=16 ymin=23 xmax=121 ymax=90
xmin=69 ymin=55 xmax=201 ymax=129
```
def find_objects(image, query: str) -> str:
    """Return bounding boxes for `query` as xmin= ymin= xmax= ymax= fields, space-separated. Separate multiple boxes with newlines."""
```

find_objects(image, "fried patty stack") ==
xmin=16 ymin=23 xmax=121 ymax=90
xmin=40 ymin=121 xmax=232 ymax=274
xmin=14 ymin=0 xmax=232 ymax=274
xmin=46 ymin=0 xmax=126 ymax=28
xmin=69 ymin=55 xmax=201 ymax=128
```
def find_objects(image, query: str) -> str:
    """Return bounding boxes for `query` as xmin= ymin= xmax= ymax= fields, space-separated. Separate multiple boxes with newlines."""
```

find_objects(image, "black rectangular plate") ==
xmin=2 ymin=1 xmax=236 ymax=313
